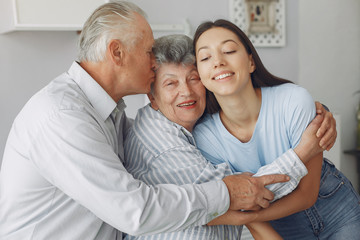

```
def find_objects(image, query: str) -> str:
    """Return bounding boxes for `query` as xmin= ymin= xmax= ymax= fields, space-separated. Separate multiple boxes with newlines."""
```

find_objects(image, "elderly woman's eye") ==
xmin=165 ymin=81 xmax=175 ymax=87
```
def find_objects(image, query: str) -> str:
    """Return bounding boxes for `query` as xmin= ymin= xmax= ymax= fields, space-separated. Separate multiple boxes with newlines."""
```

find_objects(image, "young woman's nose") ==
xmin=213 ymin=52 xmax=225 ymax=68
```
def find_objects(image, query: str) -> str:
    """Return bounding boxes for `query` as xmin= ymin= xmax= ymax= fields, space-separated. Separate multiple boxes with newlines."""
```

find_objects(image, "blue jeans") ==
xmin=270 ymin=158 xmax=360 ymax=240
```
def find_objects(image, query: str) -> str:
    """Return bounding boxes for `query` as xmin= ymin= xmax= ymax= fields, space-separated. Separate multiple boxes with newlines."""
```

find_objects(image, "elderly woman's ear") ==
xmin=147 ymin=93 xmax=159 ymax=110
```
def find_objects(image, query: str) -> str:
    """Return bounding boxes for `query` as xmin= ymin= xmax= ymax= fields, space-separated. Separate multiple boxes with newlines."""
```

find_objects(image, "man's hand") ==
xmin=222 ymin=174 xmax=290 ymax=211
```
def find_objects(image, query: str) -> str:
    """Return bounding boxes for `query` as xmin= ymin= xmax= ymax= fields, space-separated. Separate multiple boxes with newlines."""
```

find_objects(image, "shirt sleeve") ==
xmin=252 ymin=149 xmax=308 ymax=201
xmin=29 ymin=109 xmax=229 ymax=236
xmin=285 ymin=85 xmax=316 ymax=148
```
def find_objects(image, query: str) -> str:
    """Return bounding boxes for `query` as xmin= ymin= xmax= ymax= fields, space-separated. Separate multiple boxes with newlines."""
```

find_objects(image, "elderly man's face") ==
xmin=123 ymin=13 xmax=156 ymax=95
xmin=149 ymin=63 xmax=206 ymax=132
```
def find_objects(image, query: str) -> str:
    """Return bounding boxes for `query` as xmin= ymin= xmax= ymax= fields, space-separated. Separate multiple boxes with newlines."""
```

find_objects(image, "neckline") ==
xmin=215 ymin=87 xmax=265 ymax=144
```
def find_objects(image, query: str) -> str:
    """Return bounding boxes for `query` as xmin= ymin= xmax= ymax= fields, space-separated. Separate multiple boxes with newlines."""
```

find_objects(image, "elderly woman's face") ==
xmin=149 ymin=63 xmax=206 ymax=132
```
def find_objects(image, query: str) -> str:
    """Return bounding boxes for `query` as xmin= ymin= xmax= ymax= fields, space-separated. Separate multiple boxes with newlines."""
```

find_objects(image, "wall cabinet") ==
xmin=0 ymin=0 xmax=106 ymax=33
xmin=0 ymin=0 xmax=191 ymax=35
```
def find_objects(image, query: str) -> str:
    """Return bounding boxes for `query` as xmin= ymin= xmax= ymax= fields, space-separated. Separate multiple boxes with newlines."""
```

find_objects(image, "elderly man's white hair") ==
xmin=78 ymin=1 xmax=147 ymax=62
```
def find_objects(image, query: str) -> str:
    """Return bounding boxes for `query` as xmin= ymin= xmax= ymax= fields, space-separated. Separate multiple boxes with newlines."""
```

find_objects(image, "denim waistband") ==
xmin=321 ymin=158 xmax=338 ymax=179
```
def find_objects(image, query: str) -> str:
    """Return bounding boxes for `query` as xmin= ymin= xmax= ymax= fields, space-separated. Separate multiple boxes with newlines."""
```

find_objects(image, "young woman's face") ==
xmin=195 ymin=27 xmax=255 ymax=97
xmin=149 ymin=63 xmax=206 ymax=132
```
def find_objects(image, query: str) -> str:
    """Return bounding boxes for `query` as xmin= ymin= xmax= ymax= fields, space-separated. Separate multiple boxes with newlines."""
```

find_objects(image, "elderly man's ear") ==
xmin=147 ymin=93 xmax=159 ymax=110
xmin=108 ymin=39 xmax=125 ymax=65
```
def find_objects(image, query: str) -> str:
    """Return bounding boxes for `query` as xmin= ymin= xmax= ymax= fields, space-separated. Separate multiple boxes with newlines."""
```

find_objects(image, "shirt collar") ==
xmin=155 ymin=108 xmax=195 ymax=143
xmin=68 ymin=61 xmax=122 ymax=121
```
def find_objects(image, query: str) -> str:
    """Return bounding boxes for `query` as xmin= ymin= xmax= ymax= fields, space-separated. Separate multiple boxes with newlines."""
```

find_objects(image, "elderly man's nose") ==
xmin=150 ymin=53 xmax=157 ymax=71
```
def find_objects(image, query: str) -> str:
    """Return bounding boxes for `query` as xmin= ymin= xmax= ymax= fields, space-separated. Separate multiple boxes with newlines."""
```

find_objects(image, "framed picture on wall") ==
xmin=246 ymin=0 xmax=277 ymax=34
xmin=229 ymin=0 xmax=285 ymax=47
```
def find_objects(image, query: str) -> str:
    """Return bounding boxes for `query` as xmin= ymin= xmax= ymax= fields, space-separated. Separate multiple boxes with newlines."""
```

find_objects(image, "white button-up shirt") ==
xmin=0 ymin=62 xmax=229 ymax=240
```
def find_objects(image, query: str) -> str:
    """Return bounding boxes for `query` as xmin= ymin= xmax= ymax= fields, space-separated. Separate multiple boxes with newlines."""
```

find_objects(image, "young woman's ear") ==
xmin=108 ymin=39 xmax=124 ymax=65
xmin=147 ymin=92 xmax=159 ymax=110
xmin=249 ymin=54 xmax=256 ymax=73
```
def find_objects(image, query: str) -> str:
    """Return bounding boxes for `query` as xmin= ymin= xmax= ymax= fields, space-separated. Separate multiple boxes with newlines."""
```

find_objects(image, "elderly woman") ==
xmin=123 ymin=34 xmax=335 ymax=240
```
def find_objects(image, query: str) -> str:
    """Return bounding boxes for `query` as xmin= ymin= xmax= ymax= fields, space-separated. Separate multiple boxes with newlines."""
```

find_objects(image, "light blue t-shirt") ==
xmin=193 ymin=83 xmax=316 ymax=173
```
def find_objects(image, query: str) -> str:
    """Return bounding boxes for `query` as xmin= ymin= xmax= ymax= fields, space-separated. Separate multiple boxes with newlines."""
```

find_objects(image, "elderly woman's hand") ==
xmin=314 ymin=101 xmax=337 ymax=151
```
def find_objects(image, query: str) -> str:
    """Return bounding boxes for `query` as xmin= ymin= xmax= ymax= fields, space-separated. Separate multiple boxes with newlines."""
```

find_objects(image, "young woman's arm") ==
xmin=253 ymin=152 xmax=323 ymax=222
xmin=208 ymin=152 xmax=323 ymax=225
xmin=246 ymin=222 xmax=283 ymax=240
xmin=249 ymin=86 xmax=324 ymax=221
xmin=208 ymin=212 xmax=283 ymax=239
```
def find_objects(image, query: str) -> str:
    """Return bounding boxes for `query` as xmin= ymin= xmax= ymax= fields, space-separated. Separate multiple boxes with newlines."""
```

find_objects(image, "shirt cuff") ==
xmin=197 ymin=180 xmax=230 ymax=223
xmin=274 ymin=148 xmax=308 ymax=184
xmin=253 ymin=149 xmax=308 ymax=201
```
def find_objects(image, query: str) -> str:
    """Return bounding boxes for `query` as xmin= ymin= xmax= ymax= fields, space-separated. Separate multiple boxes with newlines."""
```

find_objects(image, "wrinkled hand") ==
xmin=222 ymin=173 xmax=289 ymax=211
xmin=315 ymin=102 xmax=337 ymax=151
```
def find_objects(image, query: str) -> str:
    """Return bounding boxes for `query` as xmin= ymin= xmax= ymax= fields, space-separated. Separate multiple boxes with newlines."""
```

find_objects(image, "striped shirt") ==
xmin=123 ymin=104 xmax=308 ymax=240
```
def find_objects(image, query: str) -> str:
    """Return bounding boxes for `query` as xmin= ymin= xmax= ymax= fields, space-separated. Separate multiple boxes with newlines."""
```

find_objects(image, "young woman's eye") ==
xmin=224 ymin=50 xmax=236 ymax=54
xmin=199 ymin=54 xmax=211 ymax=62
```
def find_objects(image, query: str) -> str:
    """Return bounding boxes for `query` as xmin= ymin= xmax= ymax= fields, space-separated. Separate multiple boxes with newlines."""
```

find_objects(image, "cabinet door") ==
xmin=0 ymin=0 xmax=106 ymax=32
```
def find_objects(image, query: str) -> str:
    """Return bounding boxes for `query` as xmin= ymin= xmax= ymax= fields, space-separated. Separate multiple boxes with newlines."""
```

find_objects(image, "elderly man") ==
xmin=123 ymin=34 xmax=336 ymax=240
xmin=0 ymin=1 xmax=336 ymax=240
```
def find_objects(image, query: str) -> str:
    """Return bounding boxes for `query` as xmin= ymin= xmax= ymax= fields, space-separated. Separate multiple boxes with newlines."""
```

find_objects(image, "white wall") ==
xmin=0 ymin=1 xmax=358 ymax=191
xmin=0 ymin=31 xmax=79 ymax=161
xmin=299 ymin=0 xmax=360 ymax=191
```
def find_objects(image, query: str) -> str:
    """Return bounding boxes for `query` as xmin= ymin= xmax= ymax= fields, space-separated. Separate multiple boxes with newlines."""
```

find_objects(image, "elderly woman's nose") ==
xmin=179 ymin=83 xmax=191 ymax=96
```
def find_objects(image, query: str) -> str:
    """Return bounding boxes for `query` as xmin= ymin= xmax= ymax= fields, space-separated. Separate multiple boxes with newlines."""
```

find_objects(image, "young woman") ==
xmin=192 ymin=19 xmax=360 ymax=239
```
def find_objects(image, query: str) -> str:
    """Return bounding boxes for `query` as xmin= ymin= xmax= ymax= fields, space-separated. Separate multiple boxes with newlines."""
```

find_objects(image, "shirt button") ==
xmin=212 ymin=212 xmax=219 ymax=217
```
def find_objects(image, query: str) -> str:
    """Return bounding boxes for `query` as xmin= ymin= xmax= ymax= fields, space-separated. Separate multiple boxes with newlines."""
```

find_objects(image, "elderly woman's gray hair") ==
xmin=152 ymin=34 xmax=195 ymax=67
xmin=78 ymin=1 xmax=146 ymax=62
xmin=150 ymin=34 xmax=196 ymax=94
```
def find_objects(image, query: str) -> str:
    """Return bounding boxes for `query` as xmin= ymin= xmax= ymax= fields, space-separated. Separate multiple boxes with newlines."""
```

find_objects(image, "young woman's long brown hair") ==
xmin=193 ymin=19 xmax=293 ymax=114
